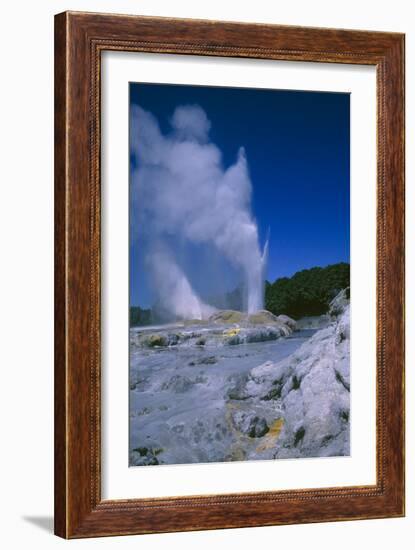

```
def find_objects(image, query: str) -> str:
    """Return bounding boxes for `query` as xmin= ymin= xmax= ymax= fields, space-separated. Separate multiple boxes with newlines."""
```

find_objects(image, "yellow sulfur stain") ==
xmin=256 ymin=418 xmax=284 ymax=452
xmin=223 ymin=327 xmax=241 ymax=338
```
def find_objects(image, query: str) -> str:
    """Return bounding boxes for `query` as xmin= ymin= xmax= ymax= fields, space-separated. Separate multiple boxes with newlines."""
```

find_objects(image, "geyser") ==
xmin=148 ymin=245 xmax=216 ymax=320
xmin=131 ymin=104 xmax=267 ymax=319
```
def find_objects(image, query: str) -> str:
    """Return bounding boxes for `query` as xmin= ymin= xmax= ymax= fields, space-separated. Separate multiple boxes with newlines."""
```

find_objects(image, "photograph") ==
xmin=128 ymin=82 xmax=351 ymax=467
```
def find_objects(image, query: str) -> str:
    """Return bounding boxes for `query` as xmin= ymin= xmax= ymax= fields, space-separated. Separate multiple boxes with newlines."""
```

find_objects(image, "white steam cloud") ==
xmin=131 ymin=104 xmax=267 ymax=319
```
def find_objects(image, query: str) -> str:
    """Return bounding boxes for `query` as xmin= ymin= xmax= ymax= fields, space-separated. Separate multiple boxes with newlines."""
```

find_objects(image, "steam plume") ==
xmin=131 ymin=104 xmax=267 ymax=319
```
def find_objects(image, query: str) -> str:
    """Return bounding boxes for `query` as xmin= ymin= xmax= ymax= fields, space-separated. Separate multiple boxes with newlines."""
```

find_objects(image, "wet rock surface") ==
xmin=129 ymin=298 xmax=349 ymax=466
xmin=131 ymin=311 xmax=296 ymax=351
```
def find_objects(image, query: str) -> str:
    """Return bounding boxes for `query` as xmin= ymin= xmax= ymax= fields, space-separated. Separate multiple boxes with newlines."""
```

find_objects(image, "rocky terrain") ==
xmin=129 ymin=290 xmax=350 ymax=466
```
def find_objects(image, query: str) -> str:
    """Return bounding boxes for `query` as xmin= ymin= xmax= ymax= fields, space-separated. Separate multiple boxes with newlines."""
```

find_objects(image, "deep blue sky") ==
xmin=130 ymin=83 xmax=350 ymax=308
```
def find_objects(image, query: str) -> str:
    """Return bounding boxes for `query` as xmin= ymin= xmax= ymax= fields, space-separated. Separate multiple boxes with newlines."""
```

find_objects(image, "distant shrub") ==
xmin=130 ymin=306 xmax=152 ymax=327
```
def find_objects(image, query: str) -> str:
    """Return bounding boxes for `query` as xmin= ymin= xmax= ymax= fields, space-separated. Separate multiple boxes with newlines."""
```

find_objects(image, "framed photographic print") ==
xmin=54 ymin=11 xmax=405 ymax=538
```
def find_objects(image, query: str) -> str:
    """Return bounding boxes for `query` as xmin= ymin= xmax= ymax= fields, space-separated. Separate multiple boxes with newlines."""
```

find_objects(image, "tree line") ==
xmin=265 ymin=262 xmax=350 ymax=319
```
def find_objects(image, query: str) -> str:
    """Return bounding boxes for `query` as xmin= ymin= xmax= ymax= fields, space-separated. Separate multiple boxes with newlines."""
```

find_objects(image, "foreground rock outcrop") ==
xmin=226 ymin=291 xmax=350 ymax=459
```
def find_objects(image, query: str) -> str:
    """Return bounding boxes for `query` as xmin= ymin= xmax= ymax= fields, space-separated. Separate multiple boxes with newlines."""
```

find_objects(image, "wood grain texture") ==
xmin=54 ymin=11 xmax=68 ymax=538
xmin=54 ymin=11 xmax=405 ymax=538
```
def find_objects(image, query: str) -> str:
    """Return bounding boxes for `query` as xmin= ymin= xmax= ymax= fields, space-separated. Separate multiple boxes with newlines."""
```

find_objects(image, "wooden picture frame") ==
xmin=54 ymin=11 xmax=405 ymax=538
